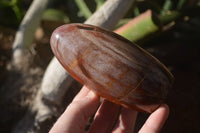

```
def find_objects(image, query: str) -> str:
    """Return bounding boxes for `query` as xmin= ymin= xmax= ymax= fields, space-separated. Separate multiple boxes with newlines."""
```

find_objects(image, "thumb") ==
xmin=49 ymin=87 xmax=100 ymax=133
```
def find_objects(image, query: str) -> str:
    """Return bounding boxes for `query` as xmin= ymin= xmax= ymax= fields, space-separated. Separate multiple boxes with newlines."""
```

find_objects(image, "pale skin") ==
xmin=49 ymin=86 xmax=169 ymax=133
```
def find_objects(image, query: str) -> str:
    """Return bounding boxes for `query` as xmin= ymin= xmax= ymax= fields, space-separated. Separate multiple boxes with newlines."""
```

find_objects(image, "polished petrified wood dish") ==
xmin=50 ymin=23 xmax=174 ymax=113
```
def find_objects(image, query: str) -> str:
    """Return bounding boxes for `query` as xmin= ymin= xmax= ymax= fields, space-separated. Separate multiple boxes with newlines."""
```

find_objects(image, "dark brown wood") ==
xmin=50 ymin=23 xmax=174 ymax=113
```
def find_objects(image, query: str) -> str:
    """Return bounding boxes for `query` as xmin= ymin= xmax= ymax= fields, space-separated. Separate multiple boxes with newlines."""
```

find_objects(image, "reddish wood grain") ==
xmin=50 ymin=23 xmax=174 ymax=113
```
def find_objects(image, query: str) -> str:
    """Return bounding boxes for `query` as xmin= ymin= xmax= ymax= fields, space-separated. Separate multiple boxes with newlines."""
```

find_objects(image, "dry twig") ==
xmin=12 ymin=0 xmax=49 ymax=69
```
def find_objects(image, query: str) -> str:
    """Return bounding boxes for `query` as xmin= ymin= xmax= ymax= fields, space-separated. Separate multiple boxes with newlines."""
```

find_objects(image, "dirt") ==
xmin=0 ymin=25 xmax=51 ymax=133
xmin=135 ymin=41 xmax=200 ymax=133
xmin=0 ymin=25 xmax=200 ymax=133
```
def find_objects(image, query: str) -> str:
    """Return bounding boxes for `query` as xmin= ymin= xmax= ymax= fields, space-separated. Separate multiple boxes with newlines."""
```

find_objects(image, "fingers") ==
xmin=88 ymin=100 xmax=121 ymax=133
xmin=49 ymin=85 xmax=169 ymax=133
xmin=139 ymin=104 xmax=170 ymax=133
xmin=49 ymin=86 xmax=100 ymax=133
xmin=112 ymin=107 xmax=138 ymax=133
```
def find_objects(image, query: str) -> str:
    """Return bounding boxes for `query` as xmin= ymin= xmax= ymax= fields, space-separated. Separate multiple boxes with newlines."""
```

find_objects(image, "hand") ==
xmin=49 ymin=86 xmax=169 ymax=133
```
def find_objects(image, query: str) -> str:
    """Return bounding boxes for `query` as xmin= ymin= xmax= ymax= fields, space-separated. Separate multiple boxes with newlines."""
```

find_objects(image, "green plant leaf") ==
xmin=74 ymin=0 xmax=92 ymax=19
xmin=0 ymin=0 xmax=12 ymax=8
xmin=42 ymin=9 xmax=69 ymax=23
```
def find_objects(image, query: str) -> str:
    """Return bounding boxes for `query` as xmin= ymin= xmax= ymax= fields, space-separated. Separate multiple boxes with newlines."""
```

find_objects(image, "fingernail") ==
xmin=86 ymin=91 xmax=96 ymax=98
